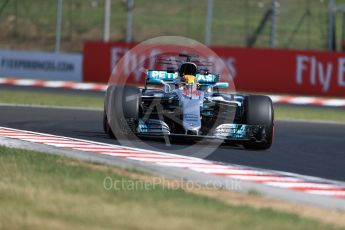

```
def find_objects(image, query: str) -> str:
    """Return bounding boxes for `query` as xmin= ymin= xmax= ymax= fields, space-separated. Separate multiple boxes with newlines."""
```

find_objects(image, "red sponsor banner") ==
xmin=83 ymin=41 xmax=133 ymax=84
xmin=83 ymin=41 xmax=345 ymax=97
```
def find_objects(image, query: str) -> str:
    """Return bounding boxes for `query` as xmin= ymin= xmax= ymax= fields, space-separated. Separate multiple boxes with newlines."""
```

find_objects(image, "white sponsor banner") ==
xmin=0 ymin=50 xmax=82 ymax=82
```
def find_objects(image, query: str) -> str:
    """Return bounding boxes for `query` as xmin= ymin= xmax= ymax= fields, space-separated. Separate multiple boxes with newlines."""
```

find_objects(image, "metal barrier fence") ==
xmin=0 ymin=0 xmax=340 ymax=52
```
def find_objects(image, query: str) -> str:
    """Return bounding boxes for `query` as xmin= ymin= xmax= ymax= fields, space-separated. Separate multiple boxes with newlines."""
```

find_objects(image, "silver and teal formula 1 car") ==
xmin=104 ymin=53 xmax=274 ymax=150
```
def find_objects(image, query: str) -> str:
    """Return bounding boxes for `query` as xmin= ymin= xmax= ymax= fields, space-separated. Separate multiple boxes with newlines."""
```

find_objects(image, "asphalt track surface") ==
xmin=1 ymin=104 xmax=345 ymax=182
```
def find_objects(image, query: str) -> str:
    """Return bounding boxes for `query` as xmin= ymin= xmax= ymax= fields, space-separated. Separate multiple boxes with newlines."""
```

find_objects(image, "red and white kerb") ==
xmin=0 ymin=127 xmax=345 ymax=199
xmin=1 ymin=77 xmax=345 ymax=107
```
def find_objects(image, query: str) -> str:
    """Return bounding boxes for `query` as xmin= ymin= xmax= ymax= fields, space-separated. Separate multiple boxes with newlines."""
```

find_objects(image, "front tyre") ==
xmin=243 ymin=95 xmax=274 ymax=150
xmin=104 ymin=85 xmax=141 ymax=139
xmin=103 ymin=105 xmax=114 ymax=138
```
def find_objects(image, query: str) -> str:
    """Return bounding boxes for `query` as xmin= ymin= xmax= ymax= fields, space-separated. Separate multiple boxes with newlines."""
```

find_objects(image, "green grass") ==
xmin=0 ymin=89 xmax=103 ymax=109
xmin=274 ymin=105 xmax=345 ymax=123
xmin=0 ymin=145 xmax=342 ymax=230
xmin=1 ymin=0 xmax=345 ymax=51
xmin=1 ymin=89 xmax=345 ymax=123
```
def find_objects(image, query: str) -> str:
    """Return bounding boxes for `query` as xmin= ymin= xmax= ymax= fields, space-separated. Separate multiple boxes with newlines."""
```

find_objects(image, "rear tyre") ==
xmin=243 ymin=95 xmax=274 ymax=150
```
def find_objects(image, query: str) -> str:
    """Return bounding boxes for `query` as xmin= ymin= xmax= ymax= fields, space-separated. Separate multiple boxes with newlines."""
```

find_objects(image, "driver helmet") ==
xmin=179 ymin=62 xmax=197 ymax=85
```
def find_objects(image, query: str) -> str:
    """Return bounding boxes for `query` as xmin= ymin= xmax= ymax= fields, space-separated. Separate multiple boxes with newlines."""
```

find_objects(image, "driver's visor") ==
xmin=183 ymin=75 xmax=197 ymax=84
